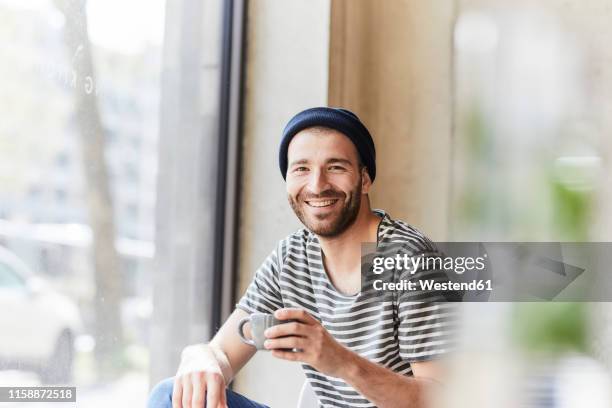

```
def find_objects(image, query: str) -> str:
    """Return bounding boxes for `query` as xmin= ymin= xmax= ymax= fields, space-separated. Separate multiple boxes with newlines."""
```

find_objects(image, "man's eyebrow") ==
xmin=288 ymin=159 xmax=309 ymax=167
xmin=326 ymin=158 xmax=353 ymax=166
xmin=289 ymin=158 xmax=354 ymax=167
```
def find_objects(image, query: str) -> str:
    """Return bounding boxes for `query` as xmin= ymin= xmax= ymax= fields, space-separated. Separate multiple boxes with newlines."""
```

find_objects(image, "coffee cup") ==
xmin=237 ymin=312 xmax=291 ymax=350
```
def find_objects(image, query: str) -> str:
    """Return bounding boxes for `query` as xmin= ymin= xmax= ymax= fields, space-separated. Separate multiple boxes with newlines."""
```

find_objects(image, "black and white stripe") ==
xmin=237 ymin=210 xmax=456 ymax=407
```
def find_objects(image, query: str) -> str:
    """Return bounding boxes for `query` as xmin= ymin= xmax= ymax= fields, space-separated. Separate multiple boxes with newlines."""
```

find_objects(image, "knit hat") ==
xmin=279 ymin=107 xmax=376 ymax=182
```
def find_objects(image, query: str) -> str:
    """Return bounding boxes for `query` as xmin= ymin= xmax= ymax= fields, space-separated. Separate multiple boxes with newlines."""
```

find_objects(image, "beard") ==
xmin=288 ymin=176 xmax=362 ymax=237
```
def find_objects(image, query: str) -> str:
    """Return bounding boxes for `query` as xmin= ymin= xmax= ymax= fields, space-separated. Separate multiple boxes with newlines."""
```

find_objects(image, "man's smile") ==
xmin=304 ymin=199 xmax=339 ymax=208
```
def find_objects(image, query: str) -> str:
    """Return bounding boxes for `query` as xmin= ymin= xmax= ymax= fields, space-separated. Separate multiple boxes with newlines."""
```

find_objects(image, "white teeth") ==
xmin=307 ymin=200 xmax=337 ymax=207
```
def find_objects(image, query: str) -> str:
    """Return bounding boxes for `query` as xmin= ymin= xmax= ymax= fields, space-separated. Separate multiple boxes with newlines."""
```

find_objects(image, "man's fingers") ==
xmin=271 ymin=348 xmax=303 ymax=362
xmin=264 ymin=335 xmax=305 ymax=351
xmin=172 ymin=377 xmax=183 ymax=408
xmin=173 ymin=372 xmax=225 ymax=408
xmin=205 ymin=372 xmax=225 ymax=408
xmin=190 ymin=372 xmax=206 ymax=408
xmin=265 ymin=321 xmax=307 ymax=339
xmin=274 ymin=308 xmax=317 ymax=324
xmin=181 ymin=375 xmax=193 ymax=408
xmin=218 ymin=383 xmax=228 ymax=408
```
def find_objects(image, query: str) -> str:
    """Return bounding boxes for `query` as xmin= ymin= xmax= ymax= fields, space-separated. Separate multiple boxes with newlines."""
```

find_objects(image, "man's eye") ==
xmin=329 ymin=165 xmax=345 ymax=171
xmin=293 ymin=167 xmax=308 ymax=172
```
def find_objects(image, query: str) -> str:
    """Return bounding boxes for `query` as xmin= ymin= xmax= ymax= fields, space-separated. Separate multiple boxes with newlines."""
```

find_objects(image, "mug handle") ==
xmin=237 ymin=316 xmax=256 ymax=347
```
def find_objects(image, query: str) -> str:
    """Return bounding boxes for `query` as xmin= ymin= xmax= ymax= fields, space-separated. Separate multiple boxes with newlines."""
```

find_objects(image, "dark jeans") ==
xmin=147 ymin=377 xmax=270 ymax=408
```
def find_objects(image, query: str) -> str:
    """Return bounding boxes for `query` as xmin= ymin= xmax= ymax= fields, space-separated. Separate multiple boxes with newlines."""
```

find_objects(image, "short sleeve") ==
xmin=236 ymin=243 xmax=285 ymax=315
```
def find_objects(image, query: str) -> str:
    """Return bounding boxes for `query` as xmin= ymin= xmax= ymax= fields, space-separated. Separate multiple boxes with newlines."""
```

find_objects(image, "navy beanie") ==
xmin=279 ymin=107 xmax=376 ymax=182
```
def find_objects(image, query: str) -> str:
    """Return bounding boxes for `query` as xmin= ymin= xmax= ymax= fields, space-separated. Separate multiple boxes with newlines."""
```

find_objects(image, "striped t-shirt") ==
xmin=237 ymin=209 xmax=455 ymax=408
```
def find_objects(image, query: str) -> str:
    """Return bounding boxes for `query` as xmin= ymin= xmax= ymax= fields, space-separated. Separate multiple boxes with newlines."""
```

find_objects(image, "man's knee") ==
xmin=148 ymin=377 xmax=175 ymax=408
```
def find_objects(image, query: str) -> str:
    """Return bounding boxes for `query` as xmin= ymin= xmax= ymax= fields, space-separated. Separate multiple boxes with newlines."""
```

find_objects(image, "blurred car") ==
xmin=0 ymin=246 xmax=82 ymax=383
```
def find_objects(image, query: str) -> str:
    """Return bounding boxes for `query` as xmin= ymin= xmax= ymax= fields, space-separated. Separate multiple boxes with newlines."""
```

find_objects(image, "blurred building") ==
xmin=0 ymin=3 xmax=160 ymax=293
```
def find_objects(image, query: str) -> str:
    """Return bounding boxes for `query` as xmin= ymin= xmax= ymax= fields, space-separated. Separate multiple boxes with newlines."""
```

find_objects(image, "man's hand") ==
xmin=169 ymin=309 xmax=257 ymax=408
xmin=264 ymin=308 xmax=351 ymax=377
xmin=172 ymin=344 xmax=229 ymax=408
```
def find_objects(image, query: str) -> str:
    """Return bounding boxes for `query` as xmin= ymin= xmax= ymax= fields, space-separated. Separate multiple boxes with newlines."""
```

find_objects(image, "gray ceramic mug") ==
xmin=237 ymin=313 xmax=291 ymax=350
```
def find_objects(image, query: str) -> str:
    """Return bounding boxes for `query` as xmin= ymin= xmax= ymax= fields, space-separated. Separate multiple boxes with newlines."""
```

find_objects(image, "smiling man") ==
xmin=148 ymin=107 xmax=454 ymax=408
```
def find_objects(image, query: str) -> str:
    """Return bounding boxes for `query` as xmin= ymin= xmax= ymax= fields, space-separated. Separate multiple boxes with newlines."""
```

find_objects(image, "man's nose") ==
xmin=307 ymin=169 xmax=330 ymax=194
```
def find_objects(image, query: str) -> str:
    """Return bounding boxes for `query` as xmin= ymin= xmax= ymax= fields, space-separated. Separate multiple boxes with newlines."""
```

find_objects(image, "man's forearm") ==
xmin=340 ymin=352 xmax=435 ymax=408
xmin=208 ymin=342 xmax=234 ymax=383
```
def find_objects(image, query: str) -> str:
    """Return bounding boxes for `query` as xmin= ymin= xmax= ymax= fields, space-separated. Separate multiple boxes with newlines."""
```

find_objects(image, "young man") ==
xmin=148 ymin=107 xmax=454 ymax=408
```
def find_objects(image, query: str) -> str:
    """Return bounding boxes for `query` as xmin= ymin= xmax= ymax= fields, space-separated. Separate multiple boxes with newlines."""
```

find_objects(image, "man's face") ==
xmin=286 ymin=127 xmax=371 ymax=237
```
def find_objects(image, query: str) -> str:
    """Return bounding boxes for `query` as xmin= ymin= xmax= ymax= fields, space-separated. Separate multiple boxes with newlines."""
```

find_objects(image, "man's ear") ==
xmin=361 ymin=167 xmax=372 ymax=194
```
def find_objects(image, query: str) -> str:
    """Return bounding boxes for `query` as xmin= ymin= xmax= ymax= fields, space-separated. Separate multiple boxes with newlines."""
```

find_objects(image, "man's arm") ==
xmin=173 ymin=308 xmax=257 ymax=408
xmin=340 ymin=358 xmax=442 ymax=408
xmin=176 ymin=239 xmax=285 ymax=408
xmin=208 ymin=308 xmax=258 ymax=382
xmin=265 ymin=308 xmax=444 ymax=408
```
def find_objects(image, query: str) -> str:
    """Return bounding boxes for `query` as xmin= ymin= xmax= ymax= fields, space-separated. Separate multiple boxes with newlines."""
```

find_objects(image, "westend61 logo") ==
xmin=371 ymin=253 xmax=487 ymax=275
xmin=364 ymin=248 xmax=492 ymax=299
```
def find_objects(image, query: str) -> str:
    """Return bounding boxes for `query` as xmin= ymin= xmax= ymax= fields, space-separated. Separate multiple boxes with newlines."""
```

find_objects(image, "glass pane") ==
xmin=452 ymin=3 xmax=612 ymax=407
xmin=452 ymin=6 xmax=604 ymax=241
xmin=0 ymin=0 xmax=165 ymax=404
